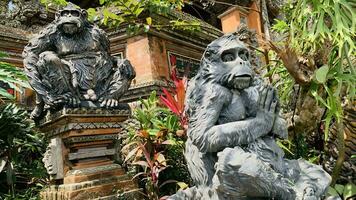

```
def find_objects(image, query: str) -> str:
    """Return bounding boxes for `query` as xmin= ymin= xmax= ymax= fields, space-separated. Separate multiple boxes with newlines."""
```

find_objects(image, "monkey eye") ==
xmin=238 ymin=49 xmax=250 ymax=61
xmin=70 ymin=10 xmax=80 ymax=17
xmin=60 ymin=10 xmax=70 ymax=16
xmin=60 ymin=10 xmax=80 ymax=17
xmin=221 ymin=51 xmax=235 ymax=62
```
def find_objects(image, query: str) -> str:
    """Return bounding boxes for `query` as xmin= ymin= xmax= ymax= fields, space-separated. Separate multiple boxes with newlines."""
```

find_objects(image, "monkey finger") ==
xmin=74 ymin=98 xmax=80 ymax=107
xmin=259 ymin=87 xmax=267 ymax=109
xmin=68 ymin=97 xmax=73 ymax=106
xmin=100 ymin=99 xmax=107 ymax=107
xmin=53 ymin=99 xmax=63 ymax=105
xmin=114 ymin=100 xmax=119 ymax=107
xmin=264 ymin=87 xmax=274 ymax=110
xmin=111 ymin=99 xmax=117 ymax=107
xmin=256 ymin=90 xmax=261 ymax=106
xmin=106 ymin=99 xmax=112 ymax=108
xmin=275 ymin=101 xmax=280 ymax=114
xmin=269 ymin=100 xmax=278 ymax=113
xmin=71 ymin=98 xmax=76 ymax=107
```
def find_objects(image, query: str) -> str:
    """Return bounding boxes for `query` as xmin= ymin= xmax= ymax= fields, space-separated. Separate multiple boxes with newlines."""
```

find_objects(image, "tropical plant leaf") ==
xmin=343 ymin=183 xmax=356 ymax=200
xmin=315 ymin=65 xmax=330 ymax=83
xmin=124 ymin=146 xmax=139 ymax=163
xmin=132 ymin=160 xmax=150 ymax=168
xmin=334 ymin=184 xmax=345 ymax=195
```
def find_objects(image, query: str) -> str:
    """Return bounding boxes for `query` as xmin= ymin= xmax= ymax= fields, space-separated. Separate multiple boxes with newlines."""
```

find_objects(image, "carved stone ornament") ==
xmin=0 ymin=0 xmax=48 ymax=31
xmin=169 ymin=34 xmax=331 ymax=200
xmin=22 ymin=3 xmax=136 ymax=120
xmin=42 ymin=138 xmax=64 ymax=180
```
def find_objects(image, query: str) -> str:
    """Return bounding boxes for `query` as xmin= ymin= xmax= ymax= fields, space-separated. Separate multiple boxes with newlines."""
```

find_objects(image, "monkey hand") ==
xmin=39 ymin=51 xmax=61 ymax=66
xmin=301 ymin=187 xmax=317 ymax=200
xmin=44 ymin=93 xmax=80 ymax=108
xmin=271 ymin=117 xmax=288 ymax=139
xmin=117 ymin=59 xmax=136 ymax=80
xmin=99 ymin=97 xmax=119 ymax=108
xmin=255 ymin=85 xmax=278 ymax=133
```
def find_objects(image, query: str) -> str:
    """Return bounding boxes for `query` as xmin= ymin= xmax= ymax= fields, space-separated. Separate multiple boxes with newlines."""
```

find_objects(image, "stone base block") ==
xmin=41 ymin=164 xmax=140 ymax=200
xmin=38 ymin=107 xmax=141 ymax=200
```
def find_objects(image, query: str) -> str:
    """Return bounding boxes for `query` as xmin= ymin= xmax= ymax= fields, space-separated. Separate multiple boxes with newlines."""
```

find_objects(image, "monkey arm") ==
xmin=105 ymin=59 xmax=135 ymax=100
xmin=202 ymin=115 xmax=274 ymax=153
xmin=189 ymin=84 xmax=277 ymax=153
xmin=22 ymin=30 xmax=54 ymax=101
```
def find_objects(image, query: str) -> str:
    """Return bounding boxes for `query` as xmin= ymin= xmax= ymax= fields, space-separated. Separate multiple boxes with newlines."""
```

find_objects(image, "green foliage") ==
xmin=289 ymin=0 xmax=355 ymax=56
xmin=0 ymin=104 xmax=47 ymax=199
xmin=264 ymin=51 xmax=295 ymax=108
xmin=40 ymin=0 xmax=67 ymax=7
xmin=287 ymin=0 xmax=355 ymax=139
xmin=271 ymin=19 xmax=288 ymax=34
xmin=327 ymin=183 xmax=356 ymax=200
xmin=41 ymin=0 xmax=201 ymax=34
xmin=122 ymin=91 xmax=188 ymax=199
xmin=269 ymin=0 xmax=355 ymax=183
xmin=0 ymin=53 xmax=30 ymax=100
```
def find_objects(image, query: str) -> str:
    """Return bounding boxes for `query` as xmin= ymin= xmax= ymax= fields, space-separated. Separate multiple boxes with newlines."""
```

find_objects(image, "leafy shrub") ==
xmin=0 ymin=104 xmax=47 ymax=199
xmin=122 ymin=91 xmax=189 ymax=200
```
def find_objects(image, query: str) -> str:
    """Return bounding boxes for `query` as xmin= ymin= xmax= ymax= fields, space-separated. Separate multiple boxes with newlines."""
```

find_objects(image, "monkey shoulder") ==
xmin=186 ymin=81 xmax=231 ymax=126
xmin=91 ymin=26 xmax=110 ymax=47
xmin=187 ymin=81 xmax=231 ymax=110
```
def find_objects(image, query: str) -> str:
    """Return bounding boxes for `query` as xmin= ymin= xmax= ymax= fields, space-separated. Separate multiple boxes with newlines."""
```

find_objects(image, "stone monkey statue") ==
xmin=170 ymin=34 xmax=331 ymax=200
xmin=22 ymin=3 xmax=135 ymax=120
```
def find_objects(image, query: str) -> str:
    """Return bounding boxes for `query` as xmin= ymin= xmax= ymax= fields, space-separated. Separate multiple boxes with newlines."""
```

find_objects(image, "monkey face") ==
xmin=203 ymin=35 xmax=253 ymax=90
xmin=56 ymin=4 xmax=87 ymax=35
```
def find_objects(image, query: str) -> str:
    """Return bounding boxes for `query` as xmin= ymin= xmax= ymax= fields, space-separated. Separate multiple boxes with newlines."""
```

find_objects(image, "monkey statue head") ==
xmin=55 ymin=3 xmax=89 ymax=35
xmin=200 ymin=34 xmax=254 ymax=90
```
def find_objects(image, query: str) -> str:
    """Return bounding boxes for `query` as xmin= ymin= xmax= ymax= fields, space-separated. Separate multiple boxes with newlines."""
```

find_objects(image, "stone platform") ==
xmin=38 ymin=106 xmax=140 ymax=200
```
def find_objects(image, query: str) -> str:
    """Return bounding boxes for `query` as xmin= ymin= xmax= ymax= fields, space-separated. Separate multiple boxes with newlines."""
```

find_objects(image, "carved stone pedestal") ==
xmin=38 ymin=107 xmax=140 ymax=200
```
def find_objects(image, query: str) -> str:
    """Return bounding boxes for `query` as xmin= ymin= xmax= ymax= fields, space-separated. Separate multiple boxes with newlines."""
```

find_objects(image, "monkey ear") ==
xmin=204 ymin=50 xmax=212 ymax=59
xmin=81 ymin=9 xmax=88 ymax=18
xmin=55 ymin=11 xmax=61 ymax=20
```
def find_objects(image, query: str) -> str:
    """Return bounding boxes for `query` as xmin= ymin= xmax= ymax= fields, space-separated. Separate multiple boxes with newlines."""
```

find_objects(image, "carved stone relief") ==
xmin=42 ymin=138 xmax=64 ymax=180
xmin=0 ymin=0 xmax=48 ymax=31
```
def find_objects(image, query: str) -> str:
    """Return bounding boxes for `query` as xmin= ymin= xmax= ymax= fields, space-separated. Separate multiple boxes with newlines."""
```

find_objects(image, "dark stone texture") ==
xmin=22 ymin=3 xmax=135 ymax=120
xmin=169 ymin=33 xmax=331 ymax=200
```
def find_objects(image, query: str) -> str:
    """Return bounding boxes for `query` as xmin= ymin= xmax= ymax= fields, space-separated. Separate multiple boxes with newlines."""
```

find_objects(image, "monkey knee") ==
xmin=216 ymin=147 xmax=253 ymax=170
xmin=185 ymin=140 xmax=215 ymax=185
xmin=215 ymin=147 xmax=262 ymax=181
xmin=39 ymin=51 xmax=60 ymax=65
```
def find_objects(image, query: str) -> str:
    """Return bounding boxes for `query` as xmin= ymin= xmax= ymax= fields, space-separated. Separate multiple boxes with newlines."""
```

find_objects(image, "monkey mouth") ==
xmin=61 ymin=22 xmax=80 ymax=34
xmin=62 ymin=22 xmax=77 ymax=28
xmin=225 ymin=74 xmax=251 ymax=90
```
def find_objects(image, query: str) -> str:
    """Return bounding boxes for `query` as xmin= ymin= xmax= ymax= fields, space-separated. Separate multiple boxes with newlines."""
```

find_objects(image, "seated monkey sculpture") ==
xmin=170 ymin=34 xmax=331 ymax=200
xmin=22 ymin=3 xmax=135 ymax=119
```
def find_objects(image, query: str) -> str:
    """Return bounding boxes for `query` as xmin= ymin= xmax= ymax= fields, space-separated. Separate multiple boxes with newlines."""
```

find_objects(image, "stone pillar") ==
xmin=218 ymin=4 xmax=262 ymax=36
xmin=38 ymin=106 xmax=140 ymax=200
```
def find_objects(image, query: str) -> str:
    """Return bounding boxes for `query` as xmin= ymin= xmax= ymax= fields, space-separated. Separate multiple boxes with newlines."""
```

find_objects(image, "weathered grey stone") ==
xmin=42 ymin=137 xmax=64 ymax=179
xmin=169 ymin=33 xmax=331 ymax=200
xmin=22 ymin=3 xmax=135 ymax=121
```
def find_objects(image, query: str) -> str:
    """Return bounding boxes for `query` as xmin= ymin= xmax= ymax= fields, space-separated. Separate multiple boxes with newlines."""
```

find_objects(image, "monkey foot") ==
xmin=99 ymin=98 xmax=119 ymax=108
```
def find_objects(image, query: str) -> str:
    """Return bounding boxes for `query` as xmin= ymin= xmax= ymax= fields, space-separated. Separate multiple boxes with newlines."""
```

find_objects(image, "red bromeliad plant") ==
xmin=159 ymin=68 xmax=188 ymax=132
xmin=121 ymin=91 xmax=189 ymax=199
